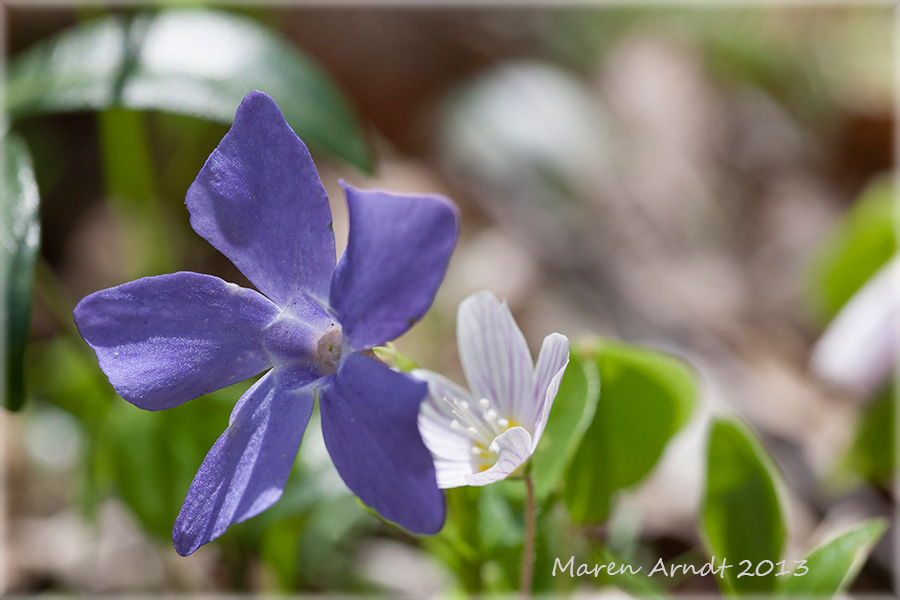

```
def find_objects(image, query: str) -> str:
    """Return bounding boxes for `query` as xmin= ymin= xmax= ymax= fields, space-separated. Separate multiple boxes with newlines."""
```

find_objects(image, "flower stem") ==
xmin=520 ymin=472 xmax=536 ymax=596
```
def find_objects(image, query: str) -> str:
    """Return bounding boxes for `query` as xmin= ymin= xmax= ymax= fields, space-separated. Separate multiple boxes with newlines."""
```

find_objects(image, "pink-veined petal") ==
xmin=457 ymin=291 xmax=533 ymax=421
xmin=529 ymin=332 xmax=570 ymax=448
xmin=414 ymin=369 xmax=475 ymax=461
xmin=464 ymin=426 xmax=533 ymax=486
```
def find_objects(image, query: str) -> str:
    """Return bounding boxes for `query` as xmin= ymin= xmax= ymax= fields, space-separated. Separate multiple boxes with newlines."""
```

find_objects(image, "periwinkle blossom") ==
xmin=73 ymin=91 xmax=458 ymax=555
xmin=415 ymin=291 xmax=569 ymax=487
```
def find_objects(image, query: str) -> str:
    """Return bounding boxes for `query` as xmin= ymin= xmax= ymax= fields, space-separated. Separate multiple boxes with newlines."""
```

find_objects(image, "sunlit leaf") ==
xmin=807 ymin=175 xmax=896 ymax=322
xmin=778 ymin=518 xmax=887 ymax=597
xmin=531 ymin=349 xmax=599 ymax=503
xmin=564 ymin=339 xmax=697 ymax=524
xmin=702 ymin=417 xmax=786 ymax=595
xmin=6 ymin=9 xmax=373 ymax=171
xmin=3 ymin=134 xmax=41 ymax=411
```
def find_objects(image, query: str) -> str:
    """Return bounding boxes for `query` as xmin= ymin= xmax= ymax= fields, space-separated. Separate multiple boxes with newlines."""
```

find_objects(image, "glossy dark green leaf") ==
xmin=3 ymin=134 xmax=41 ymax=411
xmin=807 ymin=175 xmax=896 ymax=322
xmin=6 ymin=10 xmax=373 ymax=171
xmin=531 ymin=349 xmax=599 ymax=502
xmin=778 ymin=518 xmax=887 ymax=597
xmin=702 ymin=418 xmax=786 ymax=595
xmin=564 ymin=340 xmax=697 ymax=524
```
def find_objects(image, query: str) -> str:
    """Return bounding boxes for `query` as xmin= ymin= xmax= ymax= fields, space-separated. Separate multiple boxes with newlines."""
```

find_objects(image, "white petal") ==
xmin=414 ymin=369 xmax=474 ymax=461
xmin=457 ymin=291 xmax=533 ymax=420
xmin=529 ymin=333 xmax=570 ymax=448
xmin=464 ymin=426 xmax=533 ymax=486
xmin=433 ymin=458 xmax=476 ymax=489
xmin=810 ymin=256 xmax=900 ymax=395
xmin=412 ymin=367 xmax=475 ymax=424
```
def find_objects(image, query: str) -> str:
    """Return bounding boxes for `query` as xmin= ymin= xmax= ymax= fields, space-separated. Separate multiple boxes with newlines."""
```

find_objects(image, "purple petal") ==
xmin=457 ymin=291 xmax=534 ymax=423
xmin=73 ymin=272 xmax=278 ymax=411
xmin=329 ymin=183 xmax=458 ymax=350
xmin=262 ymin=292 xmax=340 ymax=382
xmin=319 ymin=352 xmax=445 ymax=533
xmin=186 ymin=91 xmax=336 ymax=307
xmin=172 ymin=369 xmax=315 ymax=556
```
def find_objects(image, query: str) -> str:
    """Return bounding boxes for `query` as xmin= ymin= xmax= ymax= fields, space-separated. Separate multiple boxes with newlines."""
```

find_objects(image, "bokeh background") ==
xmin=3 ymin=4 xmax=895 ymax=596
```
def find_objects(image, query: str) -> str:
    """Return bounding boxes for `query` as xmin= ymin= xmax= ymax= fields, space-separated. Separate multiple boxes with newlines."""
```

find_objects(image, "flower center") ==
xmin=316 ymin=329 xmax=343 ymax=374
xmin=441 ymin=396 xmax=519 ymax=470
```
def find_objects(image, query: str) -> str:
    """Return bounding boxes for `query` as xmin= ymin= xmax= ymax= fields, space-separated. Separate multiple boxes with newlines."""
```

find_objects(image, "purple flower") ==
xmin=415 ymin=291 xmax=569 ymax=487
xmin=73 ymin=91 xmax=458 ymax=555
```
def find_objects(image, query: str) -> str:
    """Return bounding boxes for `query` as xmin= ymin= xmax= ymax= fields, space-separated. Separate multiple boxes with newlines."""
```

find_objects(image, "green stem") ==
xmin=34 ymin=258 xmax=82 ymax=340
xmin=521 ymin=473 xmax=536 ymax=596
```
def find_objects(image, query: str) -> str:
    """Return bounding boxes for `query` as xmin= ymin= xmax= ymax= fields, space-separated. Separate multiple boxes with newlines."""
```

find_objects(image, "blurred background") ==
xmin=3 ymin=4 xmax=895 ymax=596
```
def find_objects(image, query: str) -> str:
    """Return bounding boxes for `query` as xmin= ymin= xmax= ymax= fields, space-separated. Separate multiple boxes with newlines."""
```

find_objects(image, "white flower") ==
xmin=810 ymin=255 xmax=900 ymax=396
xmin=415 ymin=291 xmax=569 ymax=487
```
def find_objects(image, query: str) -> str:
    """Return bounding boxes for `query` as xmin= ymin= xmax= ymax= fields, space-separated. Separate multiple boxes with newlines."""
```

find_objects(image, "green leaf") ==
xmin=372 ymin=342 xmax=419 ymax=372
xmin=100 ymin=381 xmax=244 ymax=539
xmin=531 ymin=350 xmax=599 ymax=503
xmin=840 ymin=386 xmax=894 ymax=487
xmin=6 ymin=9 xmax=373 ymax=171
xmin=564 ymin=339 xmax=697 ymax=524
xmin=3 ymin=134 xmax=41 ymax=411
xmin=807 ymin=175 xmax=896 ymax=322
xmin=99 ymin=109 xmax=178 ymax=276
xmin=778 ymin=518 xmax=887 ymax=597
xmin=702 ymin=417 xmax=786 ymax=595
xmin=261 ymin=495 xmax=373 ymax=592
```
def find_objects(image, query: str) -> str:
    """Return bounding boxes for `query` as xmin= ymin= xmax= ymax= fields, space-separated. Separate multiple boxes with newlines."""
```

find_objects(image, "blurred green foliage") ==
xmin=531 ymin=350 xmax=599 ymax=503
xmin=702 ymin=418 xmax=786 ymax=595
xmin=564 ymin=340 xmax=697 ymax=524
xmin=778 ymin=518 xmax=888 ymax=598
xmin=6 ymin=9 xmax=373 ymax=171
xmin=543 ymin=8 xmax=834 ymax=123
xmin=3 ymin=134 xmax=40 ymax=410
xmin=700 ymin=418 xmax=886 ymax=598
xmin=807 ymin=175 xmax=897 ymax=323
xmin=100 ymin=387 xmax=240 ymax=539
xmin=839 ymin=386 xmax=894 ymax=489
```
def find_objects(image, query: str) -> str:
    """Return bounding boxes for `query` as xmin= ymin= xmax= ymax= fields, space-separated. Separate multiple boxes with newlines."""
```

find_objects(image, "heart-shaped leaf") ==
xmin=564 ymin=339 xmax=697 ymax=524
